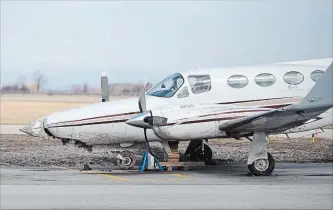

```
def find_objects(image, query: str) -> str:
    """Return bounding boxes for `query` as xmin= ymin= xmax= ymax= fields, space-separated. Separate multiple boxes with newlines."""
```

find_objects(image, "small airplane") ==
xmin=20 ymin=58 xmax=333 ymax=175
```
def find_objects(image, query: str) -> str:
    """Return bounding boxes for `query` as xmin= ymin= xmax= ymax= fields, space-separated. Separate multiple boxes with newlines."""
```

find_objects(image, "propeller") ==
xmin=138 ymin=84 xmax=146 ymax=112
xmin=136 ymin=82 xmax=167 ymax=157
xmin=100 ymin=72 xmax=109 ymax=102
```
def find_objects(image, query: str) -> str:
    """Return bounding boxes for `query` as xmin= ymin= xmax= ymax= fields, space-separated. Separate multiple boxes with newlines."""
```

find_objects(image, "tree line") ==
xmin=1 ymin=70 xmax=152 ymax=96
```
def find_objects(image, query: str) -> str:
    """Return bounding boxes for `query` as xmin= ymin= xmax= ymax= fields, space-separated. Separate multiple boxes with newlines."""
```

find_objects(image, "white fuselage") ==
xmin=25 ymin=59 xmax=333 ymax=145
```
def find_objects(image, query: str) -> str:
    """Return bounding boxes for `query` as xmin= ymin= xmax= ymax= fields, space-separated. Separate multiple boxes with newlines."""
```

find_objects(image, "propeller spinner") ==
xmin=128 ymin=82 xmax=168 ymax=129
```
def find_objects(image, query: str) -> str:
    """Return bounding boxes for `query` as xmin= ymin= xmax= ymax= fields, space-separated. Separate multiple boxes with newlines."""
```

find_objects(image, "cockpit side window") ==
xmin=147 ymin=73 xmax=184 ymax=98
xmin=188 ymin=75 xmax=211 ymax=94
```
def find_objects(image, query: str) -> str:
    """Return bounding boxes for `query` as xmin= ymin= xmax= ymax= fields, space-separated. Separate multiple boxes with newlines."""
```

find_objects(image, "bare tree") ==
xmin=33 ymin=71 xmax=46 ymax=93
xmin=16 ymin=76 xmax=30 ymax=93
xmin=16 ymin=76 xmax=25 ymax=87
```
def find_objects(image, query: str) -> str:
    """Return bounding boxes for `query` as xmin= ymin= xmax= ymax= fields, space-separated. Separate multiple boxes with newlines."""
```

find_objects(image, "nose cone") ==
xmin=19 ymin=122 xmax=35 ymax=135
xmin=125 ymin=111 xmax=151 ymax=128
xmin=19 ymin=117 xmax=47 ymax=137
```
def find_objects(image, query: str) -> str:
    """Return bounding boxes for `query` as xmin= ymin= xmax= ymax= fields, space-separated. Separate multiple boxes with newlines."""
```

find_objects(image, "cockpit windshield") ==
xmin=147 ymin=73 xmax=184 ymax=98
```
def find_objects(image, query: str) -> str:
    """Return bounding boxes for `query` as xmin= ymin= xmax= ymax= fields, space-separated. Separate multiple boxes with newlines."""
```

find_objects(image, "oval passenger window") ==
xmin=227 ymin=75 xmax=248 ymax=88
xmin=310 ymin=70 xmax=324 ymax=82
xmin=254 ymin=73 xmax=276 ymax=87
xmin=283 ymin=71 xmax=304 ymax=85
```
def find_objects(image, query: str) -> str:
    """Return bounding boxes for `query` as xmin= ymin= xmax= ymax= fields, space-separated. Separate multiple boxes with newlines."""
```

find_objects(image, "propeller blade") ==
xmin=143 ymin=111 xmax=161 ymax=159
xmin=138 ymin=88 xmax=146 ymax=113
xmin=100 ymin=72 xmax=109 ymax=102
xmin=135 ymin=82 xmax=168 ymax=158
xmin=143 ymin=128 xmax=153 ymax=154
xmin=151 ymin=125 xmax=167 ymax=141
xmin=139 ymin=92 xmax=146 ymax=112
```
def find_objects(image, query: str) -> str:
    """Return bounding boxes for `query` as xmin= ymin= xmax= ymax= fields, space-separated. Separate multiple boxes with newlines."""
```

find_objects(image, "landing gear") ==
xmin=248 ymin=152 xmax=275 ymax=175
xmin=247 ymin=132 xmax=275 ymax=176
xmin=190 ymin=144 xmax=212 ymax=162
xmin=184 ymin=140 xmax=213 ymax=162
xmin=116 ymin=151 xmax=137 ymax=170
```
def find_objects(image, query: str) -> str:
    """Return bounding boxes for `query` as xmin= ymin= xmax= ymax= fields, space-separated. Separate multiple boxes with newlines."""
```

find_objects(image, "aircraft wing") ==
xmin=218 ymin=107 xmax=320 ymax=133
xmin=218 ymin=109 xmax=277 ymax=131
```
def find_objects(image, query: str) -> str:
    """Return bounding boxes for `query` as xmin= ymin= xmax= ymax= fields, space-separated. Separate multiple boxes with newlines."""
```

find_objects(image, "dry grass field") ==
xmin=1 ymin=100 xmax=91 ymax=124
xmin=0 ymin=94 xmax=133 ymax=124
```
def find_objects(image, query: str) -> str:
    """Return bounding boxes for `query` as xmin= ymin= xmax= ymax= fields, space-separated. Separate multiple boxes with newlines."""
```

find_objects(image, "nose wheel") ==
xmin=116 ymin=151 xmax=137 ymax=170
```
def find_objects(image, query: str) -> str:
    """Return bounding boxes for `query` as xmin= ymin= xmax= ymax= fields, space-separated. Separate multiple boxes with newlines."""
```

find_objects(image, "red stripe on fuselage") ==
xmin=48 ymin=101 xmax=292 ymax=127
xmin=198 ymin=109 xmax=269 ymax=118
xmin=52 ymin=111 xmax=140 ymax=124
xmin=165 ymin=116 xmax=243 ymax=126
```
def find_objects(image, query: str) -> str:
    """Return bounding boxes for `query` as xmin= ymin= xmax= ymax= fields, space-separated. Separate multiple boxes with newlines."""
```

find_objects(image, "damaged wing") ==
xmin=218 ymin=108 xmax=319 ymax=133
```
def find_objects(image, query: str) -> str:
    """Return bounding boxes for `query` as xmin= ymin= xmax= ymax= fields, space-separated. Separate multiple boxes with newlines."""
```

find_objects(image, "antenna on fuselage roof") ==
xmin=101 ymin=72 xmax=109 ymax=102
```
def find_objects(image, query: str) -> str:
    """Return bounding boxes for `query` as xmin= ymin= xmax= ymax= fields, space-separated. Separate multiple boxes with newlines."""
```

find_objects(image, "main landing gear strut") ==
xmin=247 ymin=132 xmax=275 ymax=175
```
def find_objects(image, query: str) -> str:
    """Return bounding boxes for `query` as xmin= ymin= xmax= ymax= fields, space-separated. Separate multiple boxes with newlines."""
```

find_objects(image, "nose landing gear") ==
xmin=116 ymin=151 xmax=137 ymax=170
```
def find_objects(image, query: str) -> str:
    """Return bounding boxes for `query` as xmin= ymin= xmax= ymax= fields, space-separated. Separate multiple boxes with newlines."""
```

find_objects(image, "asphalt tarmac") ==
xmin=1 ymin=163 xmax=332 ymax=209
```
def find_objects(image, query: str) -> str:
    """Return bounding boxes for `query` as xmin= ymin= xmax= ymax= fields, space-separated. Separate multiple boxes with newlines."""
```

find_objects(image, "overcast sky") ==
xmin=1 ymin=0 xmax=332 ymax=89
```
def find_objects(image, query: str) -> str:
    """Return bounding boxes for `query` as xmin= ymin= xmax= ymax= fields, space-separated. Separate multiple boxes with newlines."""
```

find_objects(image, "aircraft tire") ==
xmin=189 ymin=144 xmax=213 ymax=162
xmin=248 ymin=152 xmax=275 ymax=176
xmin=116 ymin=151 xmax=137 ymax=170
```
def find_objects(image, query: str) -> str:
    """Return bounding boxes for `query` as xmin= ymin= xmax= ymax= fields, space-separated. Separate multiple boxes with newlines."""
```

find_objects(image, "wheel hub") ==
xmin=254 ymin=159 xmax=269 ymax=171
xmin=122 ymin=157 xmax=132 ymax=166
